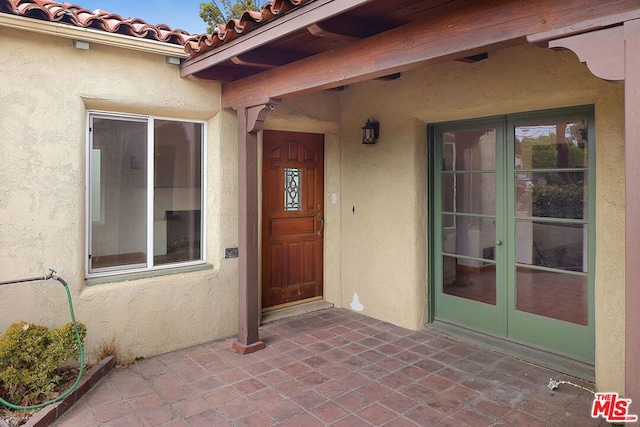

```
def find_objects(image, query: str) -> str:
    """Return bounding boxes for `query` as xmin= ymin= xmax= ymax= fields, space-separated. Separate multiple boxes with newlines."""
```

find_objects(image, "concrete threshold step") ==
xmin=261 ymin=300 xmax=334 ymax=325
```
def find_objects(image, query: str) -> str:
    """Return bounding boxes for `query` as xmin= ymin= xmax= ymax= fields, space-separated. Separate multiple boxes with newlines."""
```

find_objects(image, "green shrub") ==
xmin=0 ymin=321 xmax=86 ymax=405
xmin=532 ymin=183 xmax=584 ymax=219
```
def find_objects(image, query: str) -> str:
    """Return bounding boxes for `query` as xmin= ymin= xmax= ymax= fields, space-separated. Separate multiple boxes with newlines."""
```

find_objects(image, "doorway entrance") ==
xmin=431 ymin=106 xmax=595 ymax=363
xmin=262 ymin=130 xmax=324 ymax=311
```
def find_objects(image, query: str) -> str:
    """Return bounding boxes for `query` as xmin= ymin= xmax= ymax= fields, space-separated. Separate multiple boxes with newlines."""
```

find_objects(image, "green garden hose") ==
xmin=0 ymin=270 xmax=85 ymax=410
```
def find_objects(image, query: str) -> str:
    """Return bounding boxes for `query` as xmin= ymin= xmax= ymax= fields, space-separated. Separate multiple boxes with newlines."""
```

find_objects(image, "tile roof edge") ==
xmin=0 ymin=12 xmax=188 ymax=57
xmin=0 ymin=0 xmax=193 ymax=45
xmin=184 ymin=0 xmax=312 ymax=57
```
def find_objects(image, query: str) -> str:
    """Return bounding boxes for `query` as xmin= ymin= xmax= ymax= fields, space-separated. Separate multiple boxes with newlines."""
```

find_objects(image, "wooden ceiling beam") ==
xmin=527 ymin=7 xmax=640 ymax=44
xmin=307 ymin=22 xmax=358 ymax=41
xmin=457 ymin=53 xmax=489 ymax=63
xmin=375 ymin=73 xmax=402 ymax=81
xmin=194 ymin=66 xmax=260 ymax=82
xmin=220 ymin=0 xmax=640 ymax=109
xmin=180 ymin=0 xmax=376 ymax=78
xmin=231 ymin=48 xmax=311 ymax=69
xmin=306 ymin=14 xmax=393 ymax=41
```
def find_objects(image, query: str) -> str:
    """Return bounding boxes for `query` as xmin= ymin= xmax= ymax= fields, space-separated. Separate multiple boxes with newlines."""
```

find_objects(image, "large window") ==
xmin=88 ymin=113 xmax=204 ymax=275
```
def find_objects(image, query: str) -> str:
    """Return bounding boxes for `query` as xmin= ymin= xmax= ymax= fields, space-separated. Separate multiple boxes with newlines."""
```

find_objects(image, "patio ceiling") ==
xmin=181 ymin=0 xmax=462 ymax=82
xmin=180 ymin=0 xmax=640 ymax=109
xmin=181 ymin=0 xmax=497 ymax=108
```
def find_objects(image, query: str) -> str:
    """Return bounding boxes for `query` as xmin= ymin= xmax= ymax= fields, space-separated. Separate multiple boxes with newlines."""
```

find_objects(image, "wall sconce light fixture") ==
xmin=361 ymin=119 xmax=379 ymax=144
xmin=130 ymin=155 xmax=139 ymax=169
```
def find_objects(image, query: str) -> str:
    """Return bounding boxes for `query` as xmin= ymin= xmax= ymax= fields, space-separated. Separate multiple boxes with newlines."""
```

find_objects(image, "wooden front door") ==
xmin=262 ymin=130 xmax=324 ymax=310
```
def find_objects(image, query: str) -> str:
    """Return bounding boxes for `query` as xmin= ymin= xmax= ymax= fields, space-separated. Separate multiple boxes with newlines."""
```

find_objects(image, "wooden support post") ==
xmin=233 ymin=100 xmax=280 ymax=355
xmin=624 ymin=18 xmax=640 ymax=403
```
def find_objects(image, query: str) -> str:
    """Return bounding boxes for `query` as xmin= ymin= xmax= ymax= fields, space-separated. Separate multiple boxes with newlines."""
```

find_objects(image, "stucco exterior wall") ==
xmin=0 ymin=27 xmax=237 ymax=359
xmin=338 ymin=44 xmax=625 ymax=392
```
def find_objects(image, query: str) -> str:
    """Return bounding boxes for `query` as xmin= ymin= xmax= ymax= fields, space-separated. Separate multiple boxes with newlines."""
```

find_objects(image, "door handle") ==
xmin=496 ymin=240 xmax=503 ymax=246
xmin=317 ymin=213 xmax=324 ymax=237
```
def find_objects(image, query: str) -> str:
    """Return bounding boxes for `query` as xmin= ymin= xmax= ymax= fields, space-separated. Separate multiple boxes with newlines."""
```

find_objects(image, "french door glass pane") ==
xmin=443 ymin=256 xmax=496 ymax=305
xmin=91 ymin=118 xmax=147 ymax=270
xmin=515 ymin=172 xmax=587 ymax=219
xmin=442 ymin=129 xmax=496 ymax=171
xmin=442 ymin=173 xmax=496 ymax=215
xmin=515 ymin=121 xmax=588 ymax=169
xmin=442 ymin=215 xmax=496 ymax=259
xmin=514 ymin=116 xmax=590 ymax=326
xmin=516 ymin=267 xmax=588 ymax=325
xmin=153 ymin=120 xmax=203 ymax=265
xmin=515 ymin=220 xmax=587 ymax=272
xmin=440 ymin=127 xmax=498 ymax=306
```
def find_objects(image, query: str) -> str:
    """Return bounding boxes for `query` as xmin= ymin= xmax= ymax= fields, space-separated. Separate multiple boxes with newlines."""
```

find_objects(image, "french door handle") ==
xmin=496 ymin=240 xmax=503 ymax=246
xmin=317 ymin=213 xmax=324 ymax=237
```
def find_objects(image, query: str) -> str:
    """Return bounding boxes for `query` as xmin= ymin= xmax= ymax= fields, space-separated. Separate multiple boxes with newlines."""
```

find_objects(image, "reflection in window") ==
xmin=513 ymin=117 xmax=590 ymax=324
xmin=517 ymin=221 xmax=586 ymax=272
xmin=516 ymin=267 xmax=587 ymax=325
xmin=442 ymin=142 xmax=456 ymax=228
xmin=443 ymin=256 xmax=496 ymax=305
xmin=442 ymin=215 xmax=496 ymax=260
xmin=516 ymin=172 xmax=586 ymax=219
xmin=440 ymin=128 xmax=498 ymax=306
xmin=515 ymin=120 xmax=587 ymax=170
xmin=443 ymin=129 xmax=496 ymax=171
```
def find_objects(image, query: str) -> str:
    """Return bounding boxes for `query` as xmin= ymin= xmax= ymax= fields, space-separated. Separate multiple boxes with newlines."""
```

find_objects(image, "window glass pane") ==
xmin=442 ymin=173 xmax=496 ymax=215
xmin=153 ymin=120 xmax=203 ymax=265
xmin=516 ymin=267 xmax=587 ymax=325
xmin=515 ymin=120 xmax=588 ymax=169
xmin=442 ymin=215 xmax=496 ymax=260
xmin=443 ymin=256 xmax=496 ymax=305
xmin=91 ymin=118 xmax=147 ymax=270
xmin=516 ymin=220 xmax=587 ymax=272
xmin=284 ymin=167 xmax=301 ymax=211
xmin=442 ymin=128 xmax=496 ymax=171
xmin=515 ymin=172 xmax=586 ymax=219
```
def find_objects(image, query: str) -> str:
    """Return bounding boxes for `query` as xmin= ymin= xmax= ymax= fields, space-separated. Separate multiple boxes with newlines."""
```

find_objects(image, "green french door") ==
xmin=431 ymin=106 xmax=595 ymax=363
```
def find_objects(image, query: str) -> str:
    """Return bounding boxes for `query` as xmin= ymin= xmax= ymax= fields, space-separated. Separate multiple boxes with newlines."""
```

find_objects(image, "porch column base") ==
xmin=232 ymin=340 xmax=266 ymax=355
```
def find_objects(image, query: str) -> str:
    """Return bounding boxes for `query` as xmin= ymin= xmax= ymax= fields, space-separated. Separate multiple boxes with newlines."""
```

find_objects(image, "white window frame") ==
xmin=85 ymin=110 xmax=207 ymax=278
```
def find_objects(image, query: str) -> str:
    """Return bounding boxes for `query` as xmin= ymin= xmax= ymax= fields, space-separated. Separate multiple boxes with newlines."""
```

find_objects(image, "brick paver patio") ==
xmin=54 ymin=308 xmax=606 ymax=426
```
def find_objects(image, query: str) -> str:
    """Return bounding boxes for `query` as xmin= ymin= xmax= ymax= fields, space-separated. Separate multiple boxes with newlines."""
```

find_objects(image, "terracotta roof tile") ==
xmin=1 ymin=0 xmax=312 ymax=56
xmin=184 ymin=0 xmax=311 ymax=57
xmin=0 ymin=0 xmax=192 ymax=45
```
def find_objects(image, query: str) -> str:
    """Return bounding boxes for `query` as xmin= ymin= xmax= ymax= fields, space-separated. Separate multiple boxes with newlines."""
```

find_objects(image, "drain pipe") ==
xmin=0 ymin=269 xmax=85 ymax=410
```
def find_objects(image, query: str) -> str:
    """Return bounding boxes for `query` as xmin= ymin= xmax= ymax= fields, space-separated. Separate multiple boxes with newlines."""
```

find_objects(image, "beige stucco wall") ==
xmin=0 ymin=27 xmax=238 ymax=360
xmin=337 ymin=44 xmax=625 ymax=392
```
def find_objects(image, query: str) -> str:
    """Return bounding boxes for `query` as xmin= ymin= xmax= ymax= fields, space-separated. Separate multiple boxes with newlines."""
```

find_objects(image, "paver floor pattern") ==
xmin=55 ymin=308 xmax=606 ymax=426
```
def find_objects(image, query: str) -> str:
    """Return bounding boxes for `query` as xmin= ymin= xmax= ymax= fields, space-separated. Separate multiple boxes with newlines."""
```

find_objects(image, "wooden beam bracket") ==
xmin=246 ymin=99 xmax=281 ymax=133
xmin=548 ymin=26 xmax=625 ymax=81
